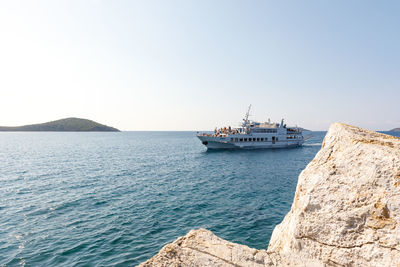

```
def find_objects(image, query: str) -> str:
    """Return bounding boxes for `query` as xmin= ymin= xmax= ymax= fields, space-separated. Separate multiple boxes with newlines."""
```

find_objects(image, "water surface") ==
xmin=1 ymin=131 xmax=398 ymax=266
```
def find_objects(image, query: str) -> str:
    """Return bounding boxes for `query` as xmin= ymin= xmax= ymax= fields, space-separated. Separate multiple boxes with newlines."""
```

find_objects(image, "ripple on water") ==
xmin=0 ymin=131 xmax=357 ymax=266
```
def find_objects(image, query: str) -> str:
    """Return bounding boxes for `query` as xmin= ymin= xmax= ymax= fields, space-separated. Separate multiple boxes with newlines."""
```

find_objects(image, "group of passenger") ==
xmin=213 ymin=126 xmax=240 ymax=136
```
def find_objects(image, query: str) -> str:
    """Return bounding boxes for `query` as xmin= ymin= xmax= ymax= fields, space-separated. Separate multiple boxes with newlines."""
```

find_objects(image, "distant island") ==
xmin=0 ymin=118 xmax=120 ymax=132
xmin=389 ymin=128 xmax=400 ymax=132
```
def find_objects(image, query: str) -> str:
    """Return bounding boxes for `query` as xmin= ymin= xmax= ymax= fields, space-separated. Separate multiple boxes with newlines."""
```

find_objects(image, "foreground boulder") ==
xmin=268 ymin=123 xmax=400 ymax=266
xmin=139 ymin=123 xmax=400 ymax=266
xmin=139 ymin=228 xmax=276 ymax=267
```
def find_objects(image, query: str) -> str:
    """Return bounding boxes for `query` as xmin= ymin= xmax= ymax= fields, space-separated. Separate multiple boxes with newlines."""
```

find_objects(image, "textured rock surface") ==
xmin=138 ymin=228 xmax=277 ymax=267
xmin=139 ymin=123 xmax=400 ymax=266
xmin=268 ymin=123 xmax=400 ymax=266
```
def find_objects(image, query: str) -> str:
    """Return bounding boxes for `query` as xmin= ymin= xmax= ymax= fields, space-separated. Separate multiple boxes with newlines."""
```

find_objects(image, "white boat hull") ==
xmin=197 ymin=135 xmax=303 ymax=150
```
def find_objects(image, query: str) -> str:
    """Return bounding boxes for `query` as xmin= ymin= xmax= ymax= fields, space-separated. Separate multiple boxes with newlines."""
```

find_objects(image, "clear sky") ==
xmin=1 ymin=1 xmax=399 ymax=131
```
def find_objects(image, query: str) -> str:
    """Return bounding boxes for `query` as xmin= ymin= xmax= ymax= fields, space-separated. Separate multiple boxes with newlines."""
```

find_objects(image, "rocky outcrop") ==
xmin=138 ymin=228 xmax=276 ymax=267
xmin=268 ymin=123 xmax=400 ymax=266
xmin=139 ymin=123 xmax=400 ymax=267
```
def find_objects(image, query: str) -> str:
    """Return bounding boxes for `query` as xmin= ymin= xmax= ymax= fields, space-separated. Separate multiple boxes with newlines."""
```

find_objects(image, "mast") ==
xmin=242 ymin=104 xmax=251 ymax=133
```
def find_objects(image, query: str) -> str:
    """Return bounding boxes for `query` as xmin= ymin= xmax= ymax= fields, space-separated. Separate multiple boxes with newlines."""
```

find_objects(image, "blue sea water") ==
xmin=0 ymin=131 xmax=399 ymax=266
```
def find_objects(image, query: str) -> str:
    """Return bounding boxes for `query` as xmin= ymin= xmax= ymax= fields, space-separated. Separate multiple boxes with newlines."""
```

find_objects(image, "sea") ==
xmin=1 ymin=131 xmax=399 ymax=266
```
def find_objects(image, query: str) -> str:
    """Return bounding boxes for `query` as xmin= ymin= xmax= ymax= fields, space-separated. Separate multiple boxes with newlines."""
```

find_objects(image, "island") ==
xmin=390 ymin=128 xmax=400 ymax=132
xmin=0 ymin=118 xmax=120 ymax=132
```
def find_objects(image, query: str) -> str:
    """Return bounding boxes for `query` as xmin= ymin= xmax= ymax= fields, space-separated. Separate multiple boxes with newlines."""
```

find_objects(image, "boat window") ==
xmin=261 ymin=138 xmax=264 ymax=141
xmin=265 ymin=138 xmax=268 ymax=141
xmin=239 ymin=138 xmax=243 ymax=142
xmin=230 ymin=138 xmax=233 ymax=141
xmin=235 ymin=138 xmax=238 ymax=142
xmin=276 ymin=137 xmax=278 ymax=141
xmin=244 ymin=138 xmax=247 ymax=142
xmin=257 ymin=138 xmax=260 ymax=141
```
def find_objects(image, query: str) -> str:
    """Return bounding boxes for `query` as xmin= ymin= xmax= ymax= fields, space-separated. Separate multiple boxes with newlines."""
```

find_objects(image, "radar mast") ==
xmin=242 ymin=105 xmax=252 ymax=132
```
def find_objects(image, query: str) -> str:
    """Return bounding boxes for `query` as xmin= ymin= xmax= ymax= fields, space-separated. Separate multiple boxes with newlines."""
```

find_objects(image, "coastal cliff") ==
xmin=139 ymin=123 xmax=400 ymax=266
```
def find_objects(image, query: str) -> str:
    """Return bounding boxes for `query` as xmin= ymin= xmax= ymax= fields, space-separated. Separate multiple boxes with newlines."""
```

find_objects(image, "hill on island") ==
xmin=390 ymin=128 xmax=400 ymax=132
xmin=0 ymin=118 xmax=120 ymax=132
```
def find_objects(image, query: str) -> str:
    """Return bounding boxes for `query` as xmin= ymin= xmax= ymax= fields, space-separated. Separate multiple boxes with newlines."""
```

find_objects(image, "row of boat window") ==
xmin=230 ymin=137 xmax=278 ymax=142
xmin=252 ymin=129 xmax=277 ymax=133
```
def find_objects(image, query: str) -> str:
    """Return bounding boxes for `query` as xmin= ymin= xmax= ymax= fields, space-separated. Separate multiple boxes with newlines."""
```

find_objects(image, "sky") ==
xmin=0 ymin=1 xmax=399 ymax=131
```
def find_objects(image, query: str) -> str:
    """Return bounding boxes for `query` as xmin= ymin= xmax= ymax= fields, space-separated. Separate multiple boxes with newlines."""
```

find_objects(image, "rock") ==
xmin=138 ymin=228 xmax=277 ymax=267
xmin=268 ymin=123 xmax=400 ymax=266
xmin=139 ymin=123 xmax=400 ymax=267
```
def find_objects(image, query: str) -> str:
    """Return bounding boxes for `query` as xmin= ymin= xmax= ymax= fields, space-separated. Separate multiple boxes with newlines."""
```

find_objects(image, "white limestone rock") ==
xmin=139 ymin=123 xmax=400 ymax=267
xmin=268 ymin=123 xmax=400 ymax=266
xmin=138 ymin=228 xmax=276 ymax=267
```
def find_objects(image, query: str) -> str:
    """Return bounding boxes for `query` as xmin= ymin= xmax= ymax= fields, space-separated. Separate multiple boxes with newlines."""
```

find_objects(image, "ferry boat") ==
xmin=197 ymin=106 xmax=304 ymax=149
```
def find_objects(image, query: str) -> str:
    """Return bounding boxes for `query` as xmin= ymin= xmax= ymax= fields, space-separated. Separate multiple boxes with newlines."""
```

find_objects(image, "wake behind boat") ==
xmin=197 ymin=106 xmax=304 ymax=149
